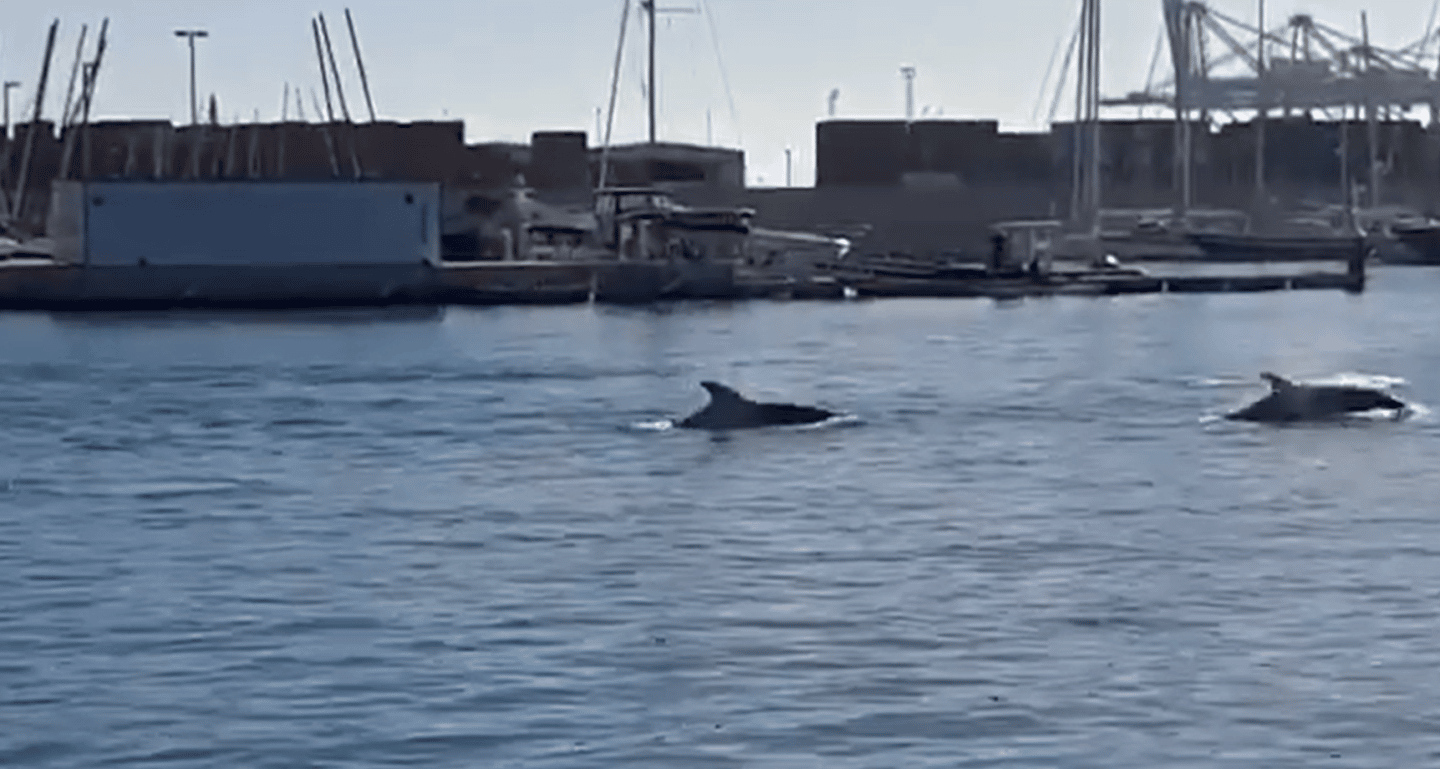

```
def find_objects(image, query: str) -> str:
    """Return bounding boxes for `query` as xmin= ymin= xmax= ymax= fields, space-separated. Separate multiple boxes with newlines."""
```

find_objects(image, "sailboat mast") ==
xmin=1070 ymin=6 xmax=1085 ymax=224
xmin=1179 ymin=11 xmax=1192 ymax=216
xmin=1166 ymin=0 xmax=1194 ymax=219
xmin=1070 ymin=0 xmax=1101 ymax=233
xmin=1087 ymin=0 xmax=1101 ymax=233
xmin=598 ymin=0 xmax=632 ymax=189
xmin=646 ymin=0 xmax=657 ymax=144
xmin=1340 ymin=102 xmax=1351 ymax=229
xmin=1362 ymin=11 xmax=1379 ymax=209
xmin=1255 ymin=0 xmax=1267 ymax=204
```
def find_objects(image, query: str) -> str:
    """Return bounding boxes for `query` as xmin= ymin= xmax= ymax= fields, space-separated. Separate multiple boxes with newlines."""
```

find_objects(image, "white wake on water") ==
xmin=798 ymin=413 xmax=864 ymax=430
xmin=1197 ymin=371 xmax=1409 ymax=390
xmin=628 ymin=414 xmax=863 ymax=432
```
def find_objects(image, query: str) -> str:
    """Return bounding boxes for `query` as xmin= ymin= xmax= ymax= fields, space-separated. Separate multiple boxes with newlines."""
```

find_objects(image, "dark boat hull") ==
xmin=1188 ymin=233 xmax=1363 ymax=262
xmin=1388 ymin=226 xmax=1440 ymax=265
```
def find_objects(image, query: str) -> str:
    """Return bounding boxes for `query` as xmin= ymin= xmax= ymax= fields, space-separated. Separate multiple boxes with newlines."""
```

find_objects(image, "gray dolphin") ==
xmin=1226 ymin=371 xmax=1407 ymax=422
xmin=677 ymin=381 xmax=837 ymax=430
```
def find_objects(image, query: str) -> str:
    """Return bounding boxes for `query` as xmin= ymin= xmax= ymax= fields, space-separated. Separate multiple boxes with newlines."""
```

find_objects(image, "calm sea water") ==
xmin=5 ymin=268 xmax=1440 ymax=768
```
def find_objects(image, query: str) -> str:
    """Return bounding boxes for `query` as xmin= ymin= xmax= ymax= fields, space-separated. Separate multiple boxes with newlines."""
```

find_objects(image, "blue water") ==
xmin=5 ymin=268 xmax=1440 ymax=768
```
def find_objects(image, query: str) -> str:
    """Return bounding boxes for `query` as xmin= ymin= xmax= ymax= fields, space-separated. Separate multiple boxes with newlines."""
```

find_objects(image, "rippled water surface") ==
xmin=6 ymin=268 xmax=1440 ymax=768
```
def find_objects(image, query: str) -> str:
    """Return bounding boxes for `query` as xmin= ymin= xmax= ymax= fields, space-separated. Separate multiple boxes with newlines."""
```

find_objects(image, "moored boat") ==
xmin=1187 ymin=231 xmax=1364 ymax=262
xmin=1387 ymin=222 xmax=1440 ymax=264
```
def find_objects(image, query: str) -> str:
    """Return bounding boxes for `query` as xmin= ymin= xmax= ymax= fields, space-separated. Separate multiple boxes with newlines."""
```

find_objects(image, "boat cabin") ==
xmin=594 ymin=186 xmax=754 ymax=262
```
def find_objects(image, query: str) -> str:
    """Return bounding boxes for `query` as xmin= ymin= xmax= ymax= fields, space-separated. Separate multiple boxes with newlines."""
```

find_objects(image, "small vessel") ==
xmin=1187 ymin=231 xmax=1364 ymax=262
xmin=1386 ymin=221 xmax=1440 ymax=264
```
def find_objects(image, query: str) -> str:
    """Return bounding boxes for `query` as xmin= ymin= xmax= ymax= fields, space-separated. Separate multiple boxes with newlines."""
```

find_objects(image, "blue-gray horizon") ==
xmin=1 ymin=0 xmax=1435 ymax=186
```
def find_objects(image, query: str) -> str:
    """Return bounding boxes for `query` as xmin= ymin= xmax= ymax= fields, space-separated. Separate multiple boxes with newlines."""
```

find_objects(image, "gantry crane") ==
xmin=1104 ymin=1 xmax=1440 ymax=119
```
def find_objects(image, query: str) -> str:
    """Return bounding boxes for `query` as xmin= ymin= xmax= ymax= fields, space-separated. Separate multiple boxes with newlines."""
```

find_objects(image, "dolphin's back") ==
xmin=1329 ymin=386 xmax=1405 ymax=413
xmin=1226 ymin=392 xmax=1295 ymax=422
xmin=755 ymin=402 xmax=835 ymax=426
xmin=677 ymin=399 xmax=759 ymax=429
xmin=1227 ymin=374 xmax=1407 ymax=421
xmin=678 ymin=381 xmax=836 ymax=429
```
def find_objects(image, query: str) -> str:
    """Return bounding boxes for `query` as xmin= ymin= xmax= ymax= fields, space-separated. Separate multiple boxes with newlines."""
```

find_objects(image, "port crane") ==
xmin=1037 ymin=1 xmax=1440 ymax=216
xmin=1105 ymin=1 xmax=1440 ymax=119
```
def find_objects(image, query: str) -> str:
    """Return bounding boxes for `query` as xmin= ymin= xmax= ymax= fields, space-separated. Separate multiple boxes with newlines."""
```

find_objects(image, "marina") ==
xmin=2 ymin=1 xmax=1438 ymax=309
xmin=0 ymin=169 xmax=1368 ymax=309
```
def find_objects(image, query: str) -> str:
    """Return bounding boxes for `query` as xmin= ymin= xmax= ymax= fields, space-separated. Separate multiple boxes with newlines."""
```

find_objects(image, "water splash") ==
xmin=1192 ymin=375 xmax=1257 ymax=389
xmin=1195 ymin=372 xmax=1408 ymax=390
xmin=630 ymin=413 xmax=862 ymax=432
xmin=797 ymin=413 xmax=865 ymax=430
xmin=1307 ymin=371 xmax=1408 ymax=389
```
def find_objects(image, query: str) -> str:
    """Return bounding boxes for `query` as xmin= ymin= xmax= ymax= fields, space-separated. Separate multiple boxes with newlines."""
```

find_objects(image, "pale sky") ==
xmin=2 ymin=0 xmax=1436 ymax=186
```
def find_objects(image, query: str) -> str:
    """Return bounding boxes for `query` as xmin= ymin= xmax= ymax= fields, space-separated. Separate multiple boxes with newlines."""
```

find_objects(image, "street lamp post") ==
xmin=174 ymin=29 xmax=208 ymax=125
xmin=900 ymin=66 xmax=917 ymax=122
xmin=2 ymin=80 xmax=18 ymax=205
xmin=3 ymin=81 xmax=19 ymax=140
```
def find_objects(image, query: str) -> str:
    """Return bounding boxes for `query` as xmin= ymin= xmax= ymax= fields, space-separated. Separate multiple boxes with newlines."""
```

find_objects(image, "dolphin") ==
xmin=1225 ymin=371 xmax=1407 ymax=422
xmin=676 ymin=381 xmax=837 ymax=430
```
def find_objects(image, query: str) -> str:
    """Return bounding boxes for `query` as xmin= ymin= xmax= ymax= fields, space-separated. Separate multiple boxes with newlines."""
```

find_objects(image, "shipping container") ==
xmin=47 ymin=180 xmax=440 ymax=267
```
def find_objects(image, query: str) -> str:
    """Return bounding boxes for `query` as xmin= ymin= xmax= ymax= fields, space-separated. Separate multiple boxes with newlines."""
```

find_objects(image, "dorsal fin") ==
xmin=1260 ymin=371 xmax=1294 ymax=392
xmin=700 ymin=380 xmax=750 ymax=405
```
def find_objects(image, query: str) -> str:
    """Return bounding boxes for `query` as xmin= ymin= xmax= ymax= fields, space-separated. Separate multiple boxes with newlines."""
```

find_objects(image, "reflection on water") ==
xmin=4 ymin=268 xmax=1440 ymax=767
